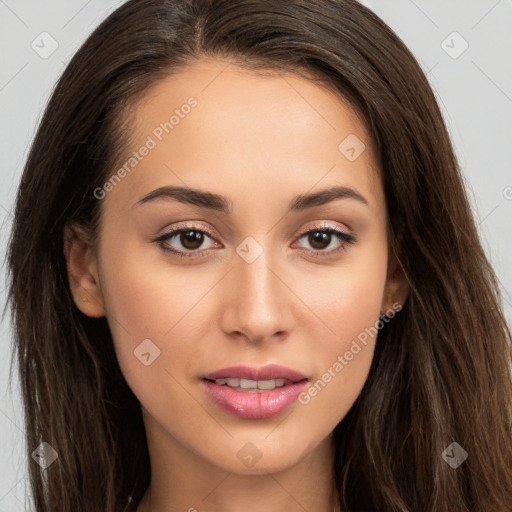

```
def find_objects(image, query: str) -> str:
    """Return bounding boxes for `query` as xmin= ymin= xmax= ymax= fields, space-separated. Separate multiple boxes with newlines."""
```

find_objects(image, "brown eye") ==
xmin=179 ymin=230 xmax=205 ymax=250
xmin=308 ymin=231 xmax=332 ymax=250
xmin=294 ymin=226 xmax=356 ymax=258
xmin=155 ymin=226 xmax=219 ymax=258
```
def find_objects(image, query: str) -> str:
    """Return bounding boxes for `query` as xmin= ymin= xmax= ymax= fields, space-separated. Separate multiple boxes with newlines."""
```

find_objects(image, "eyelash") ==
xmin=154 ymin=223 xmax=356 ymax=259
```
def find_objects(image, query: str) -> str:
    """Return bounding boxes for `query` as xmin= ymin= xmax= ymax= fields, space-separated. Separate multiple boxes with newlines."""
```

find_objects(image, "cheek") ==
xmin=294 ymin=238 xmax=388 ymax=416
xmin=300 ymin=231 xmax=388 ymax=344
xmin=296 ymin=292 xmax=382 ymax=426
xmin=97 ymin=238 xmax=215 ymax=392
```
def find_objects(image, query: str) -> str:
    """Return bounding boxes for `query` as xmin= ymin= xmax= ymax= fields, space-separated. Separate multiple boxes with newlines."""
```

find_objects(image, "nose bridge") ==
xmin=220 ymin=236 xmax=293 ymax=342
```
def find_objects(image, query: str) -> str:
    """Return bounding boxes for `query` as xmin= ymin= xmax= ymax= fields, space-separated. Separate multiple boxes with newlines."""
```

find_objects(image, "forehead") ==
xmin=103 ymin=57 xmax=383 ymax=216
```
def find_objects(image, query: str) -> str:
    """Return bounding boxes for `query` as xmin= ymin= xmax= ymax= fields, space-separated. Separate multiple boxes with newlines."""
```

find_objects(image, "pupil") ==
xmin=181 ymin=230 xmax=203 ymax=249
xmin=310 ymin=231 xmax=330 ymax=250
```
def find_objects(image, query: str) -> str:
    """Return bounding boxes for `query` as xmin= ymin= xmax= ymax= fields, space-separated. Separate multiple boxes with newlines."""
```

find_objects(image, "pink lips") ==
xmin=201 ymin=364 xmax=309 ymax=419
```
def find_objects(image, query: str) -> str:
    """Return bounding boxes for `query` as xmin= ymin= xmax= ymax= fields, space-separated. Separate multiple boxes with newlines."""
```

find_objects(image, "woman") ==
xmin=6 ymin=0 xmax=512 ymax=511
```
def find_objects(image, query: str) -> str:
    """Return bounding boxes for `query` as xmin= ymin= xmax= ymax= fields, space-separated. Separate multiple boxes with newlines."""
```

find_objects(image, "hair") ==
xmin=4 ymin=0 xmax=512 ymax=510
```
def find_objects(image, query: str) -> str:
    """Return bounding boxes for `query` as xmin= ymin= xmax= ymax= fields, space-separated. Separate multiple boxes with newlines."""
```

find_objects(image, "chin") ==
xmin=202 ymin=436 xmax=313 ymax=475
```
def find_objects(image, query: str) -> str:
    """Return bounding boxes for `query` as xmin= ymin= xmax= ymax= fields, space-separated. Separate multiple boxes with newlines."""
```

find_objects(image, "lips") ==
xmin=201 ymin=364 xmax=308 ymax=382
xmin=201 ymin=364 xmax=309 ymax=419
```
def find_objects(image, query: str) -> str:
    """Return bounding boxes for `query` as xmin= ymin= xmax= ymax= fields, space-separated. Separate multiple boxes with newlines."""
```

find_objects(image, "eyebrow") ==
xmin=133 ymin=184 xmax=368 ymax=213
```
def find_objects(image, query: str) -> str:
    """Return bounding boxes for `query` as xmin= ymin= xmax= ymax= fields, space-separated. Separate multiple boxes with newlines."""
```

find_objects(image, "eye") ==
xmin=154 ymin=224 xmax=219 ymax=258
xmin=293 ymin=224 xmax=356 ymax=258
xmin=154 ymin=222 xmax=356 ymax=259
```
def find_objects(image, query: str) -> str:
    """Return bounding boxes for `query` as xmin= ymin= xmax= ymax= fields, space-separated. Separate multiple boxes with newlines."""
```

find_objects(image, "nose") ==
xmin=218 ymin=244 xmax=295 ymax=345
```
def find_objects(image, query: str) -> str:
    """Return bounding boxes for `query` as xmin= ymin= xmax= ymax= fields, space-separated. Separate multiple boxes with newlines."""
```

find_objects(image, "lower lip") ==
xmin=201 ymin=379 xmax=308 ymax=419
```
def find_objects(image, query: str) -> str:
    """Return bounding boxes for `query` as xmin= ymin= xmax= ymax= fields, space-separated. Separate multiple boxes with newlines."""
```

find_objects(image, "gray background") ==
xmin=1 ymin=1 xmax=511 ymax=509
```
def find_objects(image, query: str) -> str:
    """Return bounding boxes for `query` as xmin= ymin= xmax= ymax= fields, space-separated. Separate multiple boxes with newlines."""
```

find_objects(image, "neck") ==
xmin=136 ymin=420 xmax=340 ymax=512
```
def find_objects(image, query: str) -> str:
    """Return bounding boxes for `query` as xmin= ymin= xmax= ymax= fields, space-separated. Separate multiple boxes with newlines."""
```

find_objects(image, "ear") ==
xmin=63 ymin=223 xmax=105 ymax=318
xmin=381 ymin=251 xmax=409 ymax=316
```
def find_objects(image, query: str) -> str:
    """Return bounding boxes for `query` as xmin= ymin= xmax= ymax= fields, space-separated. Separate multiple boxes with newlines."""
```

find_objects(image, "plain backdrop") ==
xmin=1 ymin=1 xmax=511 ymax=510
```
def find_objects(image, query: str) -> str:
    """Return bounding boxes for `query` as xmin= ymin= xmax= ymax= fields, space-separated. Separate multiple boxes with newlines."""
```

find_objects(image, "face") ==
xmin=66 ymin=57 xmax=407 ymax=475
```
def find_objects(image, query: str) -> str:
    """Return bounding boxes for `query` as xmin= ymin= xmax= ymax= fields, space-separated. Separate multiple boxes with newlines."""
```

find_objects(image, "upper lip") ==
xmin=202 ymin=364 xmax=309 ymax=382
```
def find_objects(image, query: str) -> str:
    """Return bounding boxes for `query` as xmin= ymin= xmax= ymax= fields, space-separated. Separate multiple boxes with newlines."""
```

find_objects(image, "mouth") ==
xmin=202 ymin=377 xmax=306 ymax=392
xmin=201 ymin=363 xmax=308 ymax=382
xmin=201 ymin=364 xmax=310 ymax=419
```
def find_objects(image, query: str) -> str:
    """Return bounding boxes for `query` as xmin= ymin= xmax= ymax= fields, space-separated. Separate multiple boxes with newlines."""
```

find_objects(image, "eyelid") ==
xmin=155 ymin=221 xmax=218 ymax=242
xmin=294 ymin=221 xmax=353 ymax=240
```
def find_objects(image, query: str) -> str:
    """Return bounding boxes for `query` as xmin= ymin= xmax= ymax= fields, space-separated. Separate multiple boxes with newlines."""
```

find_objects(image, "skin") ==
xmin=64 ymin=57 xmax=408 ymax=512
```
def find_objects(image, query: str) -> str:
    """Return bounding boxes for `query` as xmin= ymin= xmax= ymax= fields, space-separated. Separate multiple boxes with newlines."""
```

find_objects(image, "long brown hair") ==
xmin=5 ymin=0 xmax=512 ymax=510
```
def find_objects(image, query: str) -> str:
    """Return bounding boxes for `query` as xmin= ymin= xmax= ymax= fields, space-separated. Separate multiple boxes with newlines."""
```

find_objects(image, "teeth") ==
xmin=214 ymin=378 xmax=288 ymax=390
xmin=240 ymin=378 xmax=258 ymax=389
